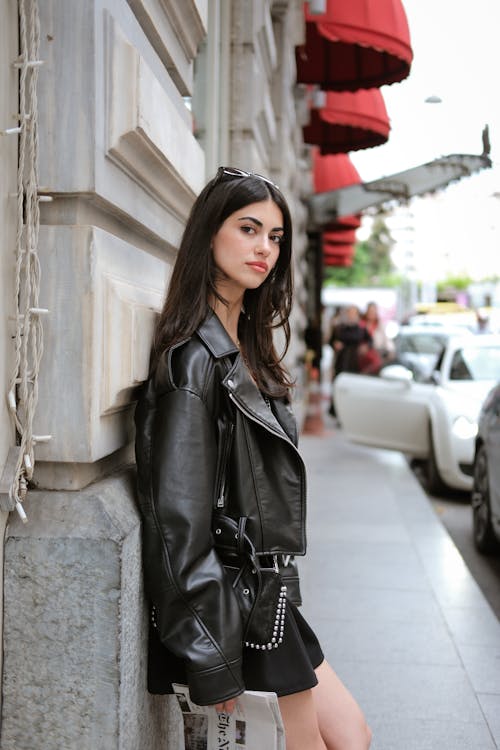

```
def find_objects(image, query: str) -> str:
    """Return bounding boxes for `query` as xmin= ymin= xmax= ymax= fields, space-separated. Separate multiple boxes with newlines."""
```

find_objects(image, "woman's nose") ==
xmin=256 ymin=237 xmax=271 ymax=256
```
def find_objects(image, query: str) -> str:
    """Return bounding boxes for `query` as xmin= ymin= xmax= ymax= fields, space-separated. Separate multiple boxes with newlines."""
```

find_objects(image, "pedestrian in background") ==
xmin=134 ymin=167 xmax=371 ymax=750
xmin=328 ymin=305 xmax=372 ymax=414
xmin=361 ymin=301 xmax=394 ymax=368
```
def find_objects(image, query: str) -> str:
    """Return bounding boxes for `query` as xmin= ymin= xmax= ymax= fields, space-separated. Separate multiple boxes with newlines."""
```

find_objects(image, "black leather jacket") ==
xmin=134 ymin=311 xmax=307 ymax=705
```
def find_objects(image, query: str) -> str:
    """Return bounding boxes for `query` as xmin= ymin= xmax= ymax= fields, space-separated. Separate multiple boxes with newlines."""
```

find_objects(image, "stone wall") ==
xmin=1 ymin=1 xmax=309 ymax=746
xmin=2 ymin=474 xmax=185 ymax=750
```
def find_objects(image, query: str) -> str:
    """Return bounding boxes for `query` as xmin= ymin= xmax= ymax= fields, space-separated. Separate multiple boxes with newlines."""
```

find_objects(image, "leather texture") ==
xmin=134 ymin=310 xmax=307 ymax=705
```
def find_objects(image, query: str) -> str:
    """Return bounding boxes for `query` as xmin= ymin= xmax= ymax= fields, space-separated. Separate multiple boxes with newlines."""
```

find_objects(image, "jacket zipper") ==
xmin=215 ymin=421 xmax=234 ymax=509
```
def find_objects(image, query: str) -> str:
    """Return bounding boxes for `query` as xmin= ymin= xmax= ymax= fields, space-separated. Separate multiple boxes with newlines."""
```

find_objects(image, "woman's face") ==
xmin=212 ymin=199 xmax=283 ymax=300
xmin=345 ymin=305 xmax=360 ymax=323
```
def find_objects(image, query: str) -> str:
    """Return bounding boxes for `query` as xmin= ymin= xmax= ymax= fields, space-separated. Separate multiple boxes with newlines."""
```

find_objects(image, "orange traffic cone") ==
xmin=302 ymin=367 xmax=328 ymax=436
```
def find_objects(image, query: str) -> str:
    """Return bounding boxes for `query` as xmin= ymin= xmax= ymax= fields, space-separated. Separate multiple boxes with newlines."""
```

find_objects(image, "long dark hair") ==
xmin=152 ymin=168 xmax=294 ymax=395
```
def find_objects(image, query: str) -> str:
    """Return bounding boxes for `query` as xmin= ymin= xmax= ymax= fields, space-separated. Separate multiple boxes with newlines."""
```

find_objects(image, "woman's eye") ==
xmin=241 ymin=225 xmax=255 ymax=235
xmin=270 ymin=234 xmax=283 ymax=245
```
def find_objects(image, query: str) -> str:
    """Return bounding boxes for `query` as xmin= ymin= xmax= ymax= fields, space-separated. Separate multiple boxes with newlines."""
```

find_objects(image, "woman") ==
xmin=134 ymin=167 xmax=371 ymax=750
xmin=329 ymin=305 xmax=372 ymax=375
xmin=361 ymin=302 xmax=394 ymax=368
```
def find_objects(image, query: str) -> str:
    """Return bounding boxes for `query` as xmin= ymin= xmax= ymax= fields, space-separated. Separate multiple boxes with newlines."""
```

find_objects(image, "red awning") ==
xmin=323 ymin=242 xmax=354 ymax=257
xmin=323 ymin=240 xmax=355 ymax=267
xmin=323 ymin=245 xmax=354 ymax=267
xmin=323 ymin=228 xmax=357 ymax=245
xmin=325 ymin=215 xmax=361 ymax=231
xmin=304 ymin=89 xmax=390 ymax=154
xmin=296 ymin=0 xmax=412 ymax=91
xmin=324 ymin=257 xmax=353 ymax=267
xmin=313 ymin=150 xmax=361 ymax=231
xmin=313 ymin=149 xmax=361 ymax=192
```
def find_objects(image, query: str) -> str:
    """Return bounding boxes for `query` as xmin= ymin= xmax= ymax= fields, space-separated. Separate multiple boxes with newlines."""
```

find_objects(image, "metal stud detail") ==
xmin=243 ymin=583 xmax=287 ymax=650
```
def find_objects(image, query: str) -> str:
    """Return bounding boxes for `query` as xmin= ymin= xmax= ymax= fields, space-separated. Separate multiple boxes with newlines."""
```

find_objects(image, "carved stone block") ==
xmin=33 ymin=225 xmax=168 ymax=466
xmin=37 ymin=0 xmax=205 ymax=244
xmin=127 ymin=0 xmax=208 ymax=95
xmin=104 ymin=11 xmax=205 ymax=227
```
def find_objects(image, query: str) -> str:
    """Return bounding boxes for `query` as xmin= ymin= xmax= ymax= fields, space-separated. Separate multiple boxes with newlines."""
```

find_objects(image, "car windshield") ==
xmin=397 ymin=333 xmax=447 ymax=355
xmin=449 ymin=346 xmax=500 ymax=381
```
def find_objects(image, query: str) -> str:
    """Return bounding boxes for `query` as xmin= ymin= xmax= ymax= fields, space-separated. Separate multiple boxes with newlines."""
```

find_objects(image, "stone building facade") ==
xmin=0 ymin=1 xmax=310 ymax=747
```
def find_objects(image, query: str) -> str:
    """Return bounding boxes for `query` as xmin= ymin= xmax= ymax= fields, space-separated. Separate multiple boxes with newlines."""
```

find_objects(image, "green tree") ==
xmin=436 ymin=275 xmax=473 ymax=295
xmin=324 ymin=215 xmax=395 ymax=287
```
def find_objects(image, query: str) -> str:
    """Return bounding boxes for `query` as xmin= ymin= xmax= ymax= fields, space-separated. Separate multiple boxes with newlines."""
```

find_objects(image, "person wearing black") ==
xmin=328 ymin=305 xmax=372 ymax=415
xmin=134 ymin=168 xmax=371 ymax=749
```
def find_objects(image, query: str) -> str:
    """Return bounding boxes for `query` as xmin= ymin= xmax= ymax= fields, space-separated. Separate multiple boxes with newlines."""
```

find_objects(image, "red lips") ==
xmin=246 ymin=262 xmax=268 ymax=273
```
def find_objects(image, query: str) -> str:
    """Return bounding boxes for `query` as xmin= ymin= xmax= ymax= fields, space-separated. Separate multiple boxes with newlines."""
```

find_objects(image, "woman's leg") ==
xmin=278 ymin=689 xmax=327 ymax=750
xmin=277 ymin=660 xmax=371 ymax=750
xmin=313 ymin=660 xmax=372 ymax=749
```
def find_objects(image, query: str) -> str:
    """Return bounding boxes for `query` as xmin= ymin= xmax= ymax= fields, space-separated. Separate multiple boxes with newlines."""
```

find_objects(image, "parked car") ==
xmin=472 ymin=382 xmax=500 ymax=553
xmin=333 ymin=334 xmax=500 ymax=493
xmin=393 ymin=325 xmax=473 ymax=382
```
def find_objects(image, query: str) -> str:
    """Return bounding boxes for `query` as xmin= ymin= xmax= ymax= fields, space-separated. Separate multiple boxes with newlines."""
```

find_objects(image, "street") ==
xmin=411 ymin=460 xmax=500 ymax=622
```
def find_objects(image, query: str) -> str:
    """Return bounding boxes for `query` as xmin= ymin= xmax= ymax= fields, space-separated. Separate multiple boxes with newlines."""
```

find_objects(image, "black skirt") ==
xmin=148 ymin=600 xmax=324 ymax=699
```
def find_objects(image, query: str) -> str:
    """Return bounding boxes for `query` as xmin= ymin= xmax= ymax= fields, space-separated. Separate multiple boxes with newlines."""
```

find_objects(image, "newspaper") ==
xmin=172 ymin=684 xmax=285 ymax=750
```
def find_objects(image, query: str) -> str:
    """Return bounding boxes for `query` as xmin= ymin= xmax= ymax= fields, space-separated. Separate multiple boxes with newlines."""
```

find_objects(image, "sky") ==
xmin=351 ymin=0 xmax=500 ymax=178
xmin=349 ymin=0 xmax=500 ymax=283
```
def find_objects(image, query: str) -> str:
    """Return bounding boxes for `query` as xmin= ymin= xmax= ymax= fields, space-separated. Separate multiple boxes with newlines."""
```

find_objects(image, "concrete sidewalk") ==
xmin=298 ymin=427 xmax=500 ymax=750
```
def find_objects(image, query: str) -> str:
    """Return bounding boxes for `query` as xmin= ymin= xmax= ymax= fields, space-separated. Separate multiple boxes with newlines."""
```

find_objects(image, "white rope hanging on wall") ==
xmin=0 ymin=0 xmax=51 ymax=522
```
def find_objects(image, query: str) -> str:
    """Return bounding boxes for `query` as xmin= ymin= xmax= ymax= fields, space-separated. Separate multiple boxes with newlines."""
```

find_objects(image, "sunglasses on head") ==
xmin=215 ymin=166 xmax=281 ymax=191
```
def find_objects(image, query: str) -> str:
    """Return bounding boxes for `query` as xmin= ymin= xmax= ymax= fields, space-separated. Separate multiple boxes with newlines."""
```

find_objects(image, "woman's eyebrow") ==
xmin=237 ymin=216 xmax=284 ymax=232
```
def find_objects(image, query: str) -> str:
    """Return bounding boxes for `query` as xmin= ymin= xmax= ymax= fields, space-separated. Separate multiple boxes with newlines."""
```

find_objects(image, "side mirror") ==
xmin=380 ymin=364 xmax=414 ymax=383
xmin=430 ymin=371 xmax=442 ymax=385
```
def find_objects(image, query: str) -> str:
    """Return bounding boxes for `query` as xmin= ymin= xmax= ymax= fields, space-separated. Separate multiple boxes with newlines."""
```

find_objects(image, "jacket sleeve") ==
xmin=138 ymin=386 xmax=245 ymax=705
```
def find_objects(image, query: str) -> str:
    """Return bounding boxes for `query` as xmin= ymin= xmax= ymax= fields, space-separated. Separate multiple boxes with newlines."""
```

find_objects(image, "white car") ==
xmin=333 ymin=334 xmax=500 ymax=492
xmin=393 ymin=325 xmax=473 ymax=381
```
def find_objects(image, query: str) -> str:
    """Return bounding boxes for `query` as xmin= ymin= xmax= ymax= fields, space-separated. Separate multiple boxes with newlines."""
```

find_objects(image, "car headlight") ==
xmin=452 ymin=415 xmax=478 ymax=440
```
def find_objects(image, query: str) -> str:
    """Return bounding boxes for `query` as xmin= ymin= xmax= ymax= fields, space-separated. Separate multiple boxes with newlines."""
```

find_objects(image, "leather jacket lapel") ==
xmin=223 ymin=356 xmax=291 ymax=442
xmin=272 ymin=398 xmax=298 ymax=445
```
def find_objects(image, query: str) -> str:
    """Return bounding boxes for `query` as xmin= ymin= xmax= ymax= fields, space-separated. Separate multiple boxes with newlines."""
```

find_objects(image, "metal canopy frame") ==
xmin=308 ymin=129 xmax=492 ymax=227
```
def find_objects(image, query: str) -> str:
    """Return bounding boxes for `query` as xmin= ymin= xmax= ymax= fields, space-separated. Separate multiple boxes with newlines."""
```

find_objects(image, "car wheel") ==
xmin=426 ymin=423 xmax=447 ymax=495
xmin=472 ymin=445 xmax=499 ymax=554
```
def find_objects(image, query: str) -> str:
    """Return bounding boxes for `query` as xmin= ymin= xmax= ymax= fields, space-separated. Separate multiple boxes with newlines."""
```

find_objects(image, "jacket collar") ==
xmin=196 ymin=310 xmax=239 ymax=358
xmin=198 ymin=311 xmax=297 ymax=445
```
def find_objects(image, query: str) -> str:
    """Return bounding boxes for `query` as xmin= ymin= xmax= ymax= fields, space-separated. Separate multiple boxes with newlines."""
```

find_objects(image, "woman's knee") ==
xmin=313 ymin=660 xmax=372 ymax=749
xmin=340 ymin=709 xmax=371 ymax=749
xmin=366 ymin=723 xmax=373 ymax=748
xmin=355 ymin=716 xmax=372 ymax=750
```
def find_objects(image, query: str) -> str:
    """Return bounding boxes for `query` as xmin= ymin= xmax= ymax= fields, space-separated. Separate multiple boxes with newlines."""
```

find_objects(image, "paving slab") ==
xmin=299 ymin=428 xmax=500 ymax=750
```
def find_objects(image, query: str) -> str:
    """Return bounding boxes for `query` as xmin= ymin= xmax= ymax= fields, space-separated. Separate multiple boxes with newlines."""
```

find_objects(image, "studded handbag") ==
xmin=212 ymin=512 xmax=287 ymax=650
